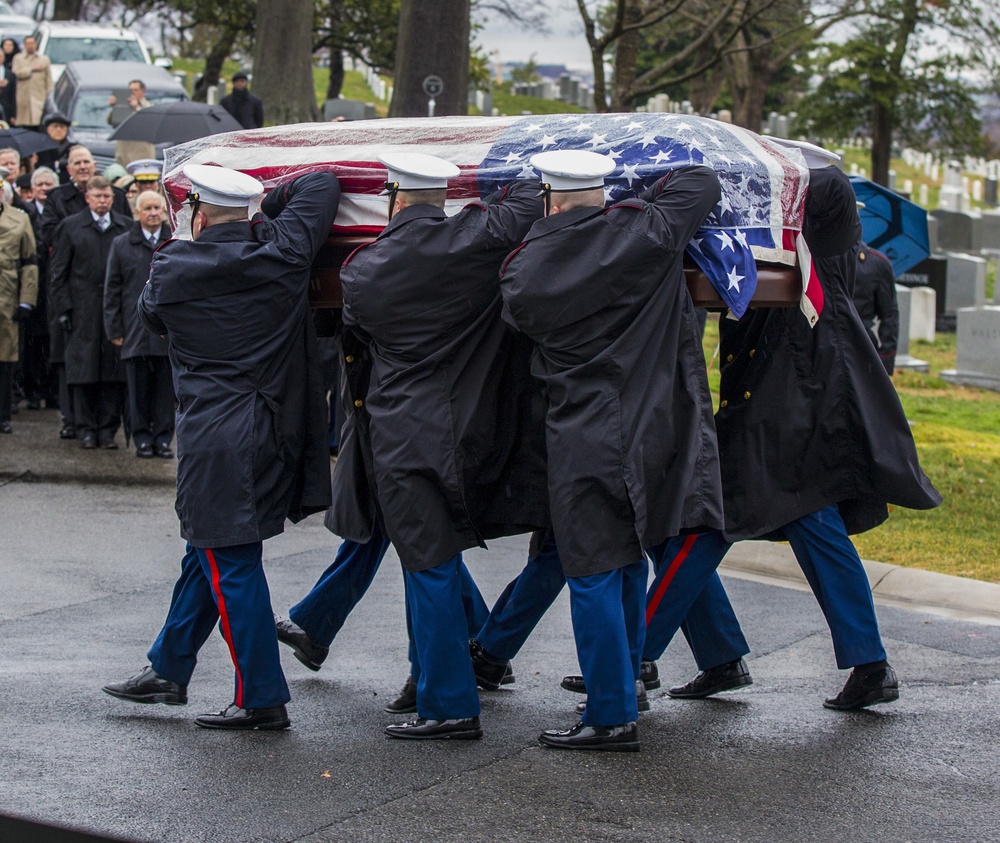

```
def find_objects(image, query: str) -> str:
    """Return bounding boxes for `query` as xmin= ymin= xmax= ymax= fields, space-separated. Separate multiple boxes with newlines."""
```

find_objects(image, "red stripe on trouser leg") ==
xmin=206 ymin=548 xmax=245 ymax=708
xmin=645 ymin=535 xmax=698 ymax=626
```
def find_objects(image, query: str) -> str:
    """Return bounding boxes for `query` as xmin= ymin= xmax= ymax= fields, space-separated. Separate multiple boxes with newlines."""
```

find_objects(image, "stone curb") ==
xmin=722 ymin=540 xmax=1000 ymax=624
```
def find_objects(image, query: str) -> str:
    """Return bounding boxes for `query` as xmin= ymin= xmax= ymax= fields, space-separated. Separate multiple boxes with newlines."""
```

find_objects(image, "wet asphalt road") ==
xmin=0 ymin=477 xmax=998 ymax=843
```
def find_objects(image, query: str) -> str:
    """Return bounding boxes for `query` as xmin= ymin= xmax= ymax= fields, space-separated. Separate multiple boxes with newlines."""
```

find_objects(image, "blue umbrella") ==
xmin=849 ymin=176 xmax=930 ymax=276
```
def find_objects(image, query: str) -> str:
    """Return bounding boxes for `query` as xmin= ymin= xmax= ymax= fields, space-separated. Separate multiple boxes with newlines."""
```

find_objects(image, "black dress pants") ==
xmin=125 ymin=356 xmax=175 ymax=449
xmin=72 ymin=381 xmax=122 ymax=443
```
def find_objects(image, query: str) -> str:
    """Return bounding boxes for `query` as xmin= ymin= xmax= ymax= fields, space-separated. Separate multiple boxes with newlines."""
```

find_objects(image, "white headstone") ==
xmin=945 ymin=252 xmax=987 ymax=313
xmin=894 ymin=285 xmax=931 ymax=371
xmin=941 ymin=306 xmax=1000 ymax=390
xmin=909 ymin=286 xmax=936 ymax=342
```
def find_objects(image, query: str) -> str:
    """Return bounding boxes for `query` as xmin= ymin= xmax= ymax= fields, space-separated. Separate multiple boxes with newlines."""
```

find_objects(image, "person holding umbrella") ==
xmin=854 ymin=243 xmax=899 ymax=375
xmin=108 ymin=79 xmax=154 ymax=167
xmin=35 ymin=113 xmax=74 ymax=184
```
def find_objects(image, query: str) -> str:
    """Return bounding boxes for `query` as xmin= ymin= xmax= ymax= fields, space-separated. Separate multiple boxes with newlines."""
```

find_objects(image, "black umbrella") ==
xmin=108 ymin=101 xmax=244 ymax=145
xmin=0 ymin=128 xmax=60 ymax=157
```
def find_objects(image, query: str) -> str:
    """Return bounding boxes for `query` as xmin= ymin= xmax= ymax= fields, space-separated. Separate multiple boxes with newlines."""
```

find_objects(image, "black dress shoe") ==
xmin=667 ymin=658 xmax=753 ymax=699
xmin=79 ymin=433 xmax=97 ymax=449
xmin=824 ymin=664 xmax=899 ymax=711
xmin=275 ymin=615 xmax=328 ymax=671
xmin=136 ymin=443 xmax=154 ymax=459
xmin=562 ymin=658 xmax=659 ymax=695
xmin=539 ymin=720 xmax=639 ymax=752
xmin=0 ymin=421 xmax=11 ymax=434
xmin=195 ymin=703 xmax=290 ymax=730
xmin=154 ymin=445 xmax=174 ymax=459
xmin=470 ymin=639 xmax=514 ymax=691
xmin=385 ymin=716 xmax=483 ymax=740
xmin=640 ymin=659 xmax=660 ymax=690
xmin=576 ymin=679 xmax=649 ymax=715
xmin=384 ymin=677 xmax=417 ymax=713
xmin=59 ymin=423 xmax=76 ymax=439
xmin=102 ymin=665 xmax=187 ymax=705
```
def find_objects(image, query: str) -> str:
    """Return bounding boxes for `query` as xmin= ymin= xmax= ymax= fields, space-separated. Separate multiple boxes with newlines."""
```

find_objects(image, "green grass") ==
xmin=701 ymin=314 xmax=1000 ymax=584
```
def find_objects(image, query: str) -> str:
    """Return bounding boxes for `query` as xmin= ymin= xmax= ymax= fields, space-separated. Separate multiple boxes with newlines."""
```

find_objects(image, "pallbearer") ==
xmin=103 ymin=164 xmax=339 ymax=729
xmin=499 ymin=150 xmax=724 ymax=751
xmin=337 ymin=151 xmax=546 ymax=741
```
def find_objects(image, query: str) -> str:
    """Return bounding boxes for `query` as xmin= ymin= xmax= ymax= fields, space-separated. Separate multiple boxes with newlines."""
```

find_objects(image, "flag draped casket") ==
xmin=162 ymin=114 xmax=815 ymax=315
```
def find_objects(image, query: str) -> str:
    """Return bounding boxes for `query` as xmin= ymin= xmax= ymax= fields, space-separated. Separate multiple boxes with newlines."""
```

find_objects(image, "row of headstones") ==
xmin=512 ymin=77 xmax=594 ymax=110
xmin=899 ymin=219 xmax=1000 ymax=389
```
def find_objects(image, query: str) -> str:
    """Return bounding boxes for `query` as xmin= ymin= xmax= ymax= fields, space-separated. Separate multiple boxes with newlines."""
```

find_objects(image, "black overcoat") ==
xmin=852 ymin=243 xmax=898 ymax=374
xmin=715 ymin=165 xmax=940 ymax=542
xmin=500 ymin=165 xmax=725 ymax=577
xmin=333 ymin=180 xmax=549 ymax=572
xmin=103 ymin=221 xmax=171 ymax=360
xmin=42 ymin=181 xmax=131 ymax=364
xmin=138 ymin=172 xmax=339 ymax=548
xmin=40 ymin=181 xmax=132 ymax=247
xmin=48 ymin=209 xmax=130 ymax=385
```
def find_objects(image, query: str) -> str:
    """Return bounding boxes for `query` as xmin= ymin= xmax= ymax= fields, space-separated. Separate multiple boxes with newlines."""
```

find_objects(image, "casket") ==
xmin=162 ymin=114 xmax=816 ymax=315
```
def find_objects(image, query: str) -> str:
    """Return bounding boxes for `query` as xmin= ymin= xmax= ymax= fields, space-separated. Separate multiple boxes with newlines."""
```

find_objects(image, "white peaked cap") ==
xmin=182 ymin=164 xmax=264 ymax=207
xmin=127 ymin=158 xmax=163 ymax=179
xmin=379 ymin=151 xmax=460 ymax=191
xmin=769 ymin=137 xmax=841 ymax=169
xmin=530 ymin=150 xmax=616 ymax=191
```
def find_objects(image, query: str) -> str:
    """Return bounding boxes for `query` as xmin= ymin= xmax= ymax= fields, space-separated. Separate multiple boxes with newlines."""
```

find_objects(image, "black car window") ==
xmin=71 ymin=90 xmax=185 ymax=129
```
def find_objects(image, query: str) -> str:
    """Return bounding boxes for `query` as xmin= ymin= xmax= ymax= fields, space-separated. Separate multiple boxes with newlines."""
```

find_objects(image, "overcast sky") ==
xmin=475 ymin=3 xmax=594 ymax=74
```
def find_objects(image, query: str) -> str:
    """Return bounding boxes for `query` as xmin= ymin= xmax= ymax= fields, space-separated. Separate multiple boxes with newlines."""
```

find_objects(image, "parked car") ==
xmin=32 ymin=21 xmax=152 ymax=82
xmin=42 ymin=60 xmax=187 ymax=171
xmin=0 ymin=1 xmax=36 ymax=44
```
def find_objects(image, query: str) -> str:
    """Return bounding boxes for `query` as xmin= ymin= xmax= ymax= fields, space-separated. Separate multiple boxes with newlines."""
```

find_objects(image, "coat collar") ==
xmin=129 ymin=220 xmax=171 ymax=246
xmin=379 ymin=203 xmax=446 ymax=238
xmin=194 ymin=220 xmax=253 ymax=243
xmin=523 ymin=206 xmax=603 ymax=242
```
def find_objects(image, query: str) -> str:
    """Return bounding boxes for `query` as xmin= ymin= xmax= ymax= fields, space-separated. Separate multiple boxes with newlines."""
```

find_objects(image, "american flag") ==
xmin=163 ymin=114 xmax=816 ymax=321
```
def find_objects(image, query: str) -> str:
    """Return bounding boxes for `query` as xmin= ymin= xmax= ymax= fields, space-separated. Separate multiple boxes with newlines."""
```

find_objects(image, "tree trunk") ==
xmin=192 ymin=26 xmax=240 ymax=104
xmin=870 ymin=100 xmax=892 ymax=187
xmin=609 ymin=0 xmax=641 ymax=111
xmin=389 ymin=0 xmax=468 ymax=117
xmin=51 ymin=0 xmax=84 ymax=20
xmin=253 ymin=0 xmax=320 ymax=125
xmin=327 ymin=49 xmax=345 ymax=100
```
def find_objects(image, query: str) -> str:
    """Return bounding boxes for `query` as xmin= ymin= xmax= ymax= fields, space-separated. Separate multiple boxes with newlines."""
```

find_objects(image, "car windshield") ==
xmin=45 ymin=37 xmax=145 ymax=64
xmin=72 ymin=90 xmax=184 ymax=129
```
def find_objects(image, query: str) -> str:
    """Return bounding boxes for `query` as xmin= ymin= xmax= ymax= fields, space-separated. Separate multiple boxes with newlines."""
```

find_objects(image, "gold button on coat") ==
xmin=354 ymin=399 xmax=363 ymax=408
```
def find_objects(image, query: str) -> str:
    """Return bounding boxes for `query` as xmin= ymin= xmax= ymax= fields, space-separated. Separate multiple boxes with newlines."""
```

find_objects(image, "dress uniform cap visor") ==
xmin=769 ymin=137 xmax=840 ymax=169
xmin=530 ymin=150 xmax=615 ymax=191
xmin=377 ymin=151 xmax=459 ymax=194
xmin=182 ymin=164 xmax=263 ymax=207
xmin=127 ymin=158 xmax=163 ymax=181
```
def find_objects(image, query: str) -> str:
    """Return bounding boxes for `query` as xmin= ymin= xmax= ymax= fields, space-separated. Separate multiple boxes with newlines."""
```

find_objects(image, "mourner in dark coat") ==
xmin=102 ymin=166 xmax=339 ymax=731
xmin=499 ymin=152 xmax=724 ymax=752
xmin=35 ymin=113 xmax=74 ymax=184
xmin=642 ymin=161 xmax=941 ymax=713
xmin=335 ymin=152 xmax=546 ymax=741
xmin=103 ymin=191 xmax=174 ymax=459
xmin=219 ymin=71 xmax=264 ymax=130
xmin=853 ymin=243 xmax=898 ymax=375
xmin=48 ymin=177 xmax=130 ymax=447
xmin=41 ymin=145 xmax=132 ymax=437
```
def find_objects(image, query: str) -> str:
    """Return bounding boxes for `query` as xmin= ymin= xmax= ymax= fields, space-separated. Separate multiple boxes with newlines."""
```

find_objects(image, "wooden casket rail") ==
xmin=309 ymin=235 xmax=800 ymax=310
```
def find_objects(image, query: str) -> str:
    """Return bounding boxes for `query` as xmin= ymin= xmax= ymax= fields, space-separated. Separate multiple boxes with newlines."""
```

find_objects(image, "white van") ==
xmin=31 ymin=21 xmax=152 ymax=82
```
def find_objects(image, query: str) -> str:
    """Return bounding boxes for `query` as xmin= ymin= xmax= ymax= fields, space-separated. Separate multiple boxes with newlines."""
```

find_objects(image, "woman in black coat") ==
xmin=0 ymin=39 xmax=18 ymax=124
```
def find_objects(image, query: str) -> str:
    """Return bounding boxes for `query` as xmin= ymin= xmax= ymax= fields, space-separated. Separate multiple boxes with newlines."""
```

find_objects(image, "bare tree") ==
xmin=576 ymin=0 xmax=766 ymax=111
xmin=389 ymin=0 xmax=469 ymax=117
xmin=254 ymin=0 xmax=319 ymax=123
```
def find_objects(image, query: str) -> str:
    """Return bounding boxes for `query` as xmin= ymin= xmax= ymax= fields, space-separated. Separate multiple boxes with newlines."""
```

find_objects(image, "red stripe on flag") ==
xmin=645 ymin=535 xmax=698 ymax=625
xmin=206 ymin=549 xmax=244 ymax=708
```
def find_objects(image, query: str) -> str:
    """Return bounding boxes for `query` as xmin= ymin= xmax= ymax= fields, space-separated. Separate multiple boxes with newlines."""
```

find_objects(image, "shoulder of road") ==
xmin=4 ymin=408 xmax=997 ymax=624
